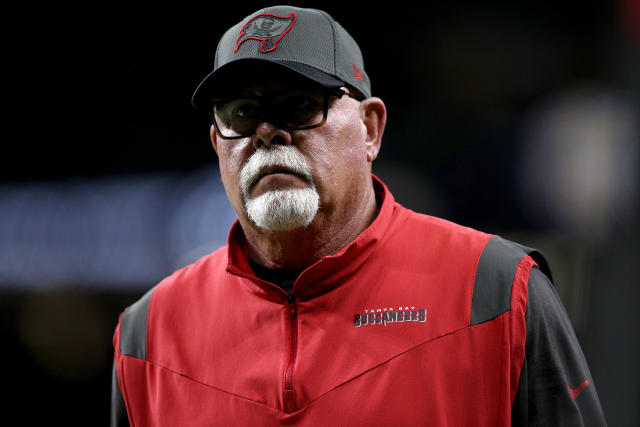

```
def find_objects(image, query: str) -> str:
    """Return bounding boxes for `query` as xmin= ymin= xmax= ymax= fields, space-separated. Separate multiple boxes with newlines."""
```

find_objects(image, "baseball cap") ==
xmin=191 ymin=6 xmax=371 ymax=110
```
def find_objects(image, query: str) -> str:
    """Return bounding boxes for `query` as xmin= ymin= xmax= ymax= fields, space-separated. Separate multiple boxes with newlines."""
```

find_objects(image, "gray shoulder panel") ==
xmin=471 ymin=236 xmax=541 ymax=326
xmin=120 ymin=288 xmax=154 ymax=360
xmin=508 ymin=241 xmax=553 ymax=284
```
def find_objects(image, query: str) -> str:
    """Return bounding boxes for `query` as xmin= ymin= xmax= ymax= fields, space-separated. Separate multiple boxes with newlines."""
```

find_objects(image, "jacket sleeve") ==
xmin=511 ymin=267 xmax=607 ymax=426
xmin=111 ymin=360 xmax=131 ymax=427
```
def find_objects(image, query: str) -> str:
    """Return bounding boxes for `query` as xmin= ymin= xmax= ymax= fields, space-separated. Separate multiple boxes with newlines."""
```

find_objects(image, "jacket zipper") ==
xmin=283 ymin=294 xmax=298 ymax=413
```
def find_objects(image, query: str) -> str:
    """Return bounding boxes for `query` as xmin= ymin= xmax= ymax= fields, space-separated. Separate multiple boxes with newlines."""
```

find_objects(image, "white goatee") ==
xmin=240 ymin=146 xmax=320 ymax=231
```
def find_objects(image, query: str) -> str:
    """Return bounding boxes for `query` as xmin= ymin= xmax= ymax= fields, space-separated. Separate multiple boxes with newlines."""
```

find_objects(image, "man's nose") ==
xmin=253 ymin=120 xmax=292 ymax=149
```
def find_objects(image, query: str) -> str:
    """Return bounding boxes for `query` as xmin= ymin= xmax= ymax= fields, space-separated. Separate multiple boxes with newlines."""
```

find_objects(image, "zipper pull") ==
xmin=287 ymin=294 xmax=297 ymax=315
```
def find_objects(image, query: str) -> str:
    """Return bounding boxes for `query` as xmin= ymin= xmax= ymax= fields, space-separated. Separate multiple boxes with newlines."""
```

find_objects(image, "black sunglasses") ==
xmin=210 ymin=88 xmax=362 ymax=139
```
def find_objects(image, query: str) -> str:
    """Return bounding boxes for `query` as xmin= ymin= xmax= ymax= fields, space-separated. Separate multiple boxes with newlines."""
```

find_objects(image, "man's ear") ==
xmin=360 ymin=97 xmax=387 ymax=162
xmin=210 ymin=125 xmax=219 ymax=154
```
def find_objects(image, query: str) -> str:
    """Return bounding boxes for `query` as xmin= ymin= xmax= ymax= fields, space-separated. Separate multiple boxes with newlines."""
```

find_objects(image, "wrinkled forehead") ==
xmin=215 ymin=62 xmax=326 ymax=98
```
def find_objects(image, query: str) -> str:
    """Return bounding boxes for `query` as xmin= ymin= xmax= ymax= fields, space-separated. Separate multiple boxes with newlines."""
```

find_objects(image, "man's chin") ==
xmin=245 ymin=188 xmax=320 ymax=231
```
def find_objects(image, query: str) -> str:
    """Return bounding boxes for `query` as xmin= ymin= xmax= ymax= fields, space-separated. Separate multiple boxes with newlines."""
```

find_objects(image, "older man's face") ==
xmin=210 ymin=73 xmax=372 ymax=234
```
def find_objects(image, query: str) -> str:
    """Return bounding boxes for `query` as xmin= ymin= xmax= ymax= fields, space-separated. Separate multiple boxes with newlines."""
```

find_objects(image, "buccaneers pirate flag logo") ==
xmin=234 ymin=12 xmax=297 ymax=53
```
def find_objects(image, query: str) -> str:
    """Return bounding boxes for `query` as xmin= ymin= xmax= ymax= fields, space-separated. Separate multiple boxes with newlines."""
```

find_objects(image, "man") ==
xmin=112 ymin=6 xmax=606 ymax=426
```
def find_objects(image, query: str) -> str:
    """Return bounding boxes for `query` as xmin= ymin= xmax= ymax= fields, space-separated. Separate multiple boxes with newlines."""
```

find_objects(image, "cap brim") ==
xmin=191 ymin=59 xmax=345 ymax=110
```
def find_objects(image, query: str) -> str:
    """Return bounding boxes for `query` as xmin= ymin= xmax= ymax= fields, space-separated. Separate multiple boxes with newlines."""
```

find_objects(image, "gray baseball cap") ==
xmin=191 ymin=6 xmax=371 ymax=110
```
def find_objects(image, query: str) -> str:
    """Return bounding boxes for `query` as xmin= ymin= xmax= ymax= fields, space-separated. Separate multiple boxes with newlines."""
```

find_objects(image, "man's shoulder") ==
xmin=378 ymin=204 xmax=494 ymax=275
xmin=392 ymin=203 xmax=492 ymax=244
xmin=116 ymin=246 xmax=230 ymax=351
xmin=400 ymin=207 xmax=551 ymax=276
xmin=156 ymin=245 xmax=229 ymax=292
xmin=388 ymin=205 xmax=551 ymax=276
xmin=124 ymin=245 xmax=229 ymax=309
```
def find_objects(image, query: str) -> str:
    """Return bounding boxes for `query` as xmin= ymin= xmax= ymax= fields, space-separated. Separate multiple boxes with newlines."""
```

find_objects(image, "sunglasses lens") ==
xmin=214 ymin=99 xmax=261 ymax=138
xmin=212 ymin=90 xmax=331 ymax=139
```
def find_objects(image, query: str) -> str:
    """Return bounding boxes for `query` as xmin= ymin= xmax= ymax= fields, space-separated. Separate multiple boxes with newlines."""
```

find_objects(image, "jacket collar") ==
xmin=225 ymin=175 xmax=397 ymax=301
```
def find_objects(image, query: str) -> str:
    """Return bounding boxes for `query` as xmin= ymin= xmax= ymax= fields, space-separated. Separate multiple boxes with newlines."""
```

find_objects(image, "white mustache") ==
xmin=240 ymin=146 xmax=314 ymax=200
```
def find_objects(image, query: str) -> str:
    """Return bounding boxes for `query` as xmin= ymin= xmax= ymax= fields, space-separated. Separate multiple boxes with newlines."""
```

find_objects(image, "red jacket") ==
xmin=112 ymin=177 xmax=601 ymax=425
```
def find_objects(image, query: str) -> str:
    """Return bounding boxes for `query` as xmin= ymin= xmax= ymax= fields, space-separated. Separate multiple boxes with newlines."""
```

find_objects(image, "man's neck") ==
xmin=242 ymin=183 xmax=380 ymax=271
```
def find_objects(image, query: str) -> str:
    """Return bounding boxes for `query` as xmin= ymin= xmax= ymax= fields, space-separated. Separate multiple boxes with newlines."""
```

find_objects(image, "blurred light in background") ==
xmin=516 ymin=84 xmax=639 ymax=240
xmin=0 ymin=166 xmax=236 ymax=291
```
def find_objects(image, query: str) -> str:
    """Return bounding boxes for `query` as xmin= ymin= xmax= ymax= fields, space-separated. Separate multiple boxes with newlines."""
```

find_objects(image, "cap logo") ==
xmin=234 ymin=12 xmax=297 ymax=53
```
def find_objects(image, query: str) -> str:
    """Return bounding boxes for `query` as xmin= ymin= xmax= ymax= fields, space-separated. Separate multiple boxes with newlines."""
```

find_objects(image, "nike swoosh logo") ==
xmin=568 ymin=379 xmax=590 ymax=399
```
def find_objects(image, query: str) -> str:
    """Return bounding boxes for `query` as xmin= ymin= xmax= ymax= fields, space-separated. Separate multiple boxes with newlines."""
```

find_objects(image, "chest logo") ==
xmin=354 ymin=306 xmax=427 ymax=328
xmin=235 ymin=12 xmax=297 ymax=53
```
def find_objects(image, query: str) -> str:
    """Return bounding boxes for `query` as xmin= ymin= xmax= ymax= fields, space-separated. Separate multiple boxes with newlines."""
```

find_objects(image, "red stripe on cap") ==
xmin=353 ymin=63 xmax=363 ymax=81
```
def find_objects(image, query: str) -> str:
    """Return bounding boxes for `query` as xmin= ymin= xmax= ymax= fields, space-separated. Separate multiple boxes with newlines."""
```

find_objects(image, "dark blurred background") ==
xmin=2 ymin=0 xmax=638 ymax=425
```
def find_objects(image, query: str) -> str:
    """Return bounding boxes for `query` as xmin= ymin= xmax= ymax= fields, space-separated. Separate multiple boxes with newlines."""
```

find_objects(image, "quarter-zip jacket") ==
xmin=112 ymin=176 xmax=606 ymax=426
